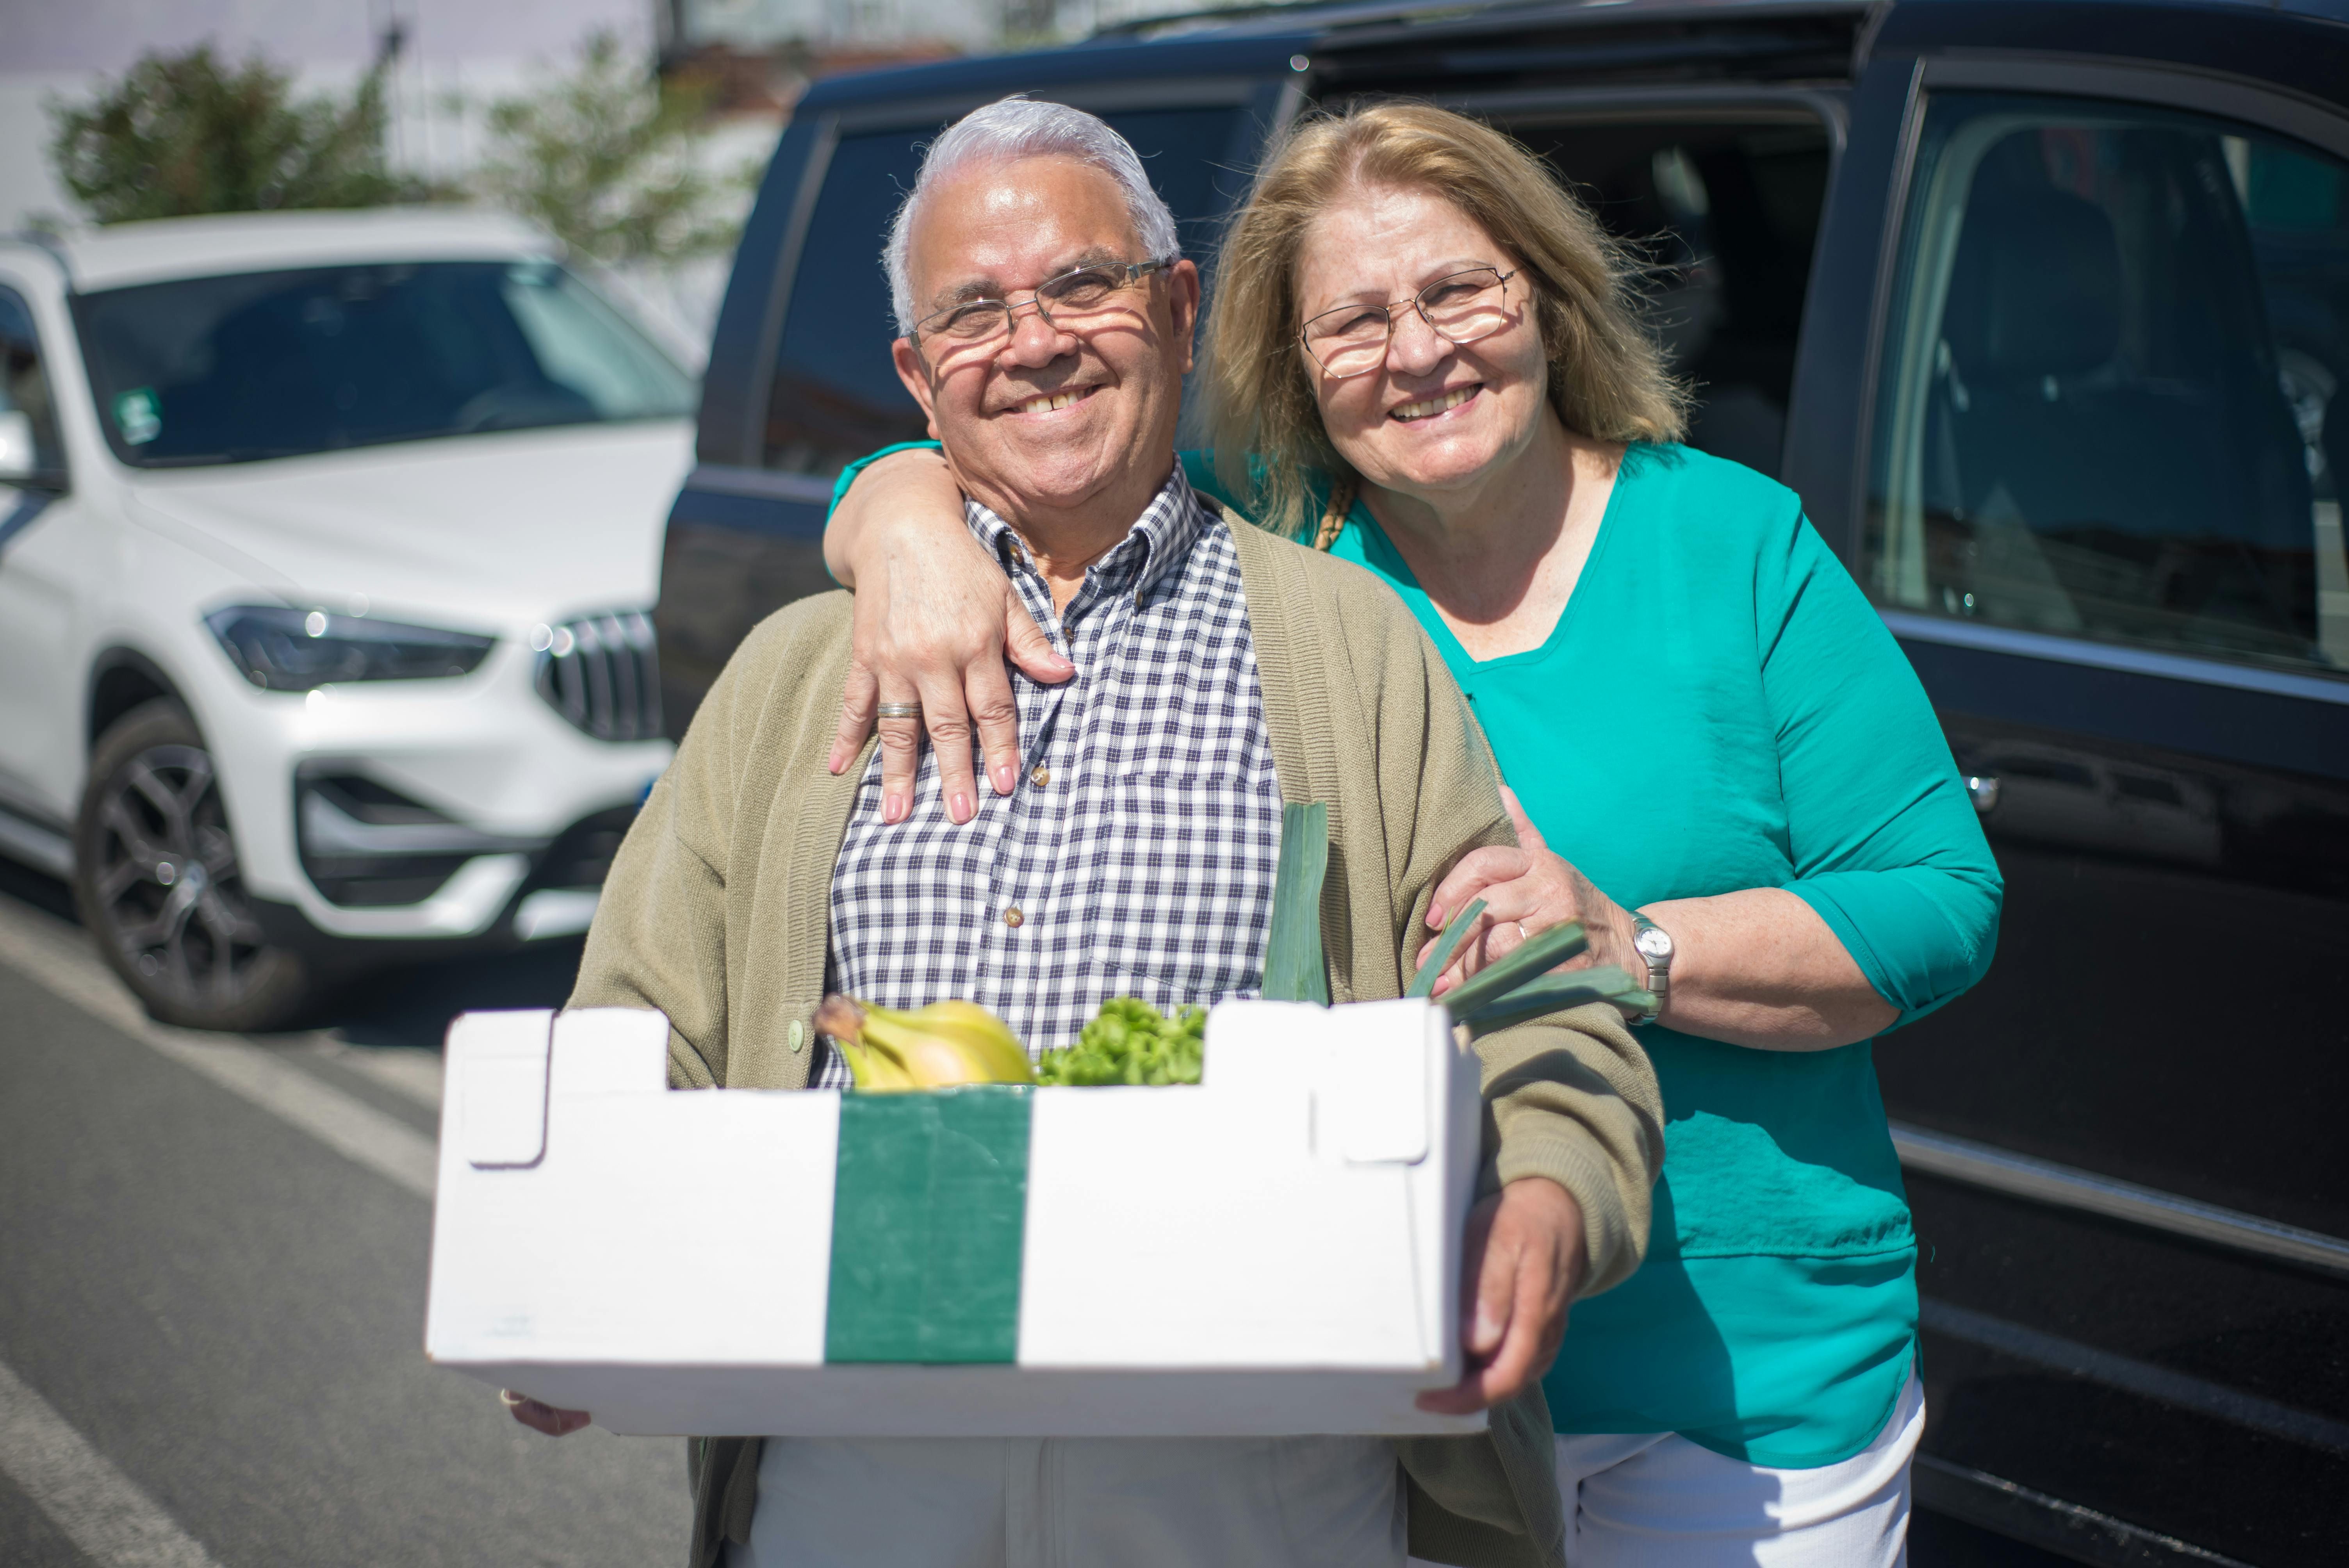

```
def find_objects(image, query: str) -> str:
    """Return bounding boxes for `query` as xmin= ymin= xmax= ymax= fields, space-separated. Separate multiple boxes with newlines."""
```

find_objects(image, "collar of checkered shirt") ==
xmin=962 ymin=462 xmax=1203 ymax=606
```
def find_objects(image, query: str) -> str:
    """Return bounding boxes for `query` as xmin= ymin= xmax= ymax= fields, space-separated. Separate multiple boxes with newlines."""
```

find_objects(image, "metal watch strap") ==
xmin=1631 ymin=911 xmax=1670 ymax=1026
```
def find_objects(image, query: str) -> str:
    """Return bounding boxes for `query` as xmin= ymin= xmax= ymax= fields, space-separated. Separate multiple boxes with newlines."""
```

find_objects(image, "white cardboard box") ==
xmin=425 ymin=998 xmax=1486 ymax=1437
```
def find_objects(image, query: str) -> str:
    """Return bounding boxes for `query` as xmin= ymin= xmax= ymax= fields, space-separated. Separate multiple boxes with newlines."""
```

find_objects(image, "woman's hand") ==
xmin=502 ymin=1390 xmax=591 ymax=1437
xmin=1415 ymin=1177 xmax=1585 ymax=1414
xmin=1424 ymin=788 xmax=1902 ymax=1049
xmin=1418 ymin=787 xmax=1641 ymax=991
xmin=823 ymin=447 xmax=1073 ymax=824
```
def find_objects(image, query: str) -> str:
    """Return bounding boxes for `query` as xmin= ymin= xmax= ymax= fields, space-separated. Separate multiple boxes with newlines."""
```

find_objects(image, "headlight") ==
xmin=204 ymin=606 xmax=495 ymax=691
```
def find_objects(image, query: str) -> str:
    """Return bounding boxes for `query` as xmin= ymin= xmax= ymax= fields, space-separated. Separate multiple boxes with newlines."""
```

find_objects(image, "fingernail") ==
xmin=884 ymin=791 xmax=905 ymax=823
xmin=1428 ymin=904 xmax=1444 ymax=927
xmin=993 ymin=763 xmax=1016 ymax=794
xmin=951 ymin=791 xmax=971 ymax=823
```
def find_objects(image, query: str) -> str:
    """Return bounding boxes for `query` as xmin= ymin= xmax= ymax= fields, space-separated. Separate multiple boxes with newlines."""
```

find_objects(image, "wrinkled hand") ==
xmin=825 ymin=455 xmax=1072 ymax=824
xmin=1417 ymin=787 xmax=1640 ymax=994
xmin=503 ymin=1390 xmax=591 ymax=1437
xmin=1417 ymin=1178 xmax=1586 ymax=1414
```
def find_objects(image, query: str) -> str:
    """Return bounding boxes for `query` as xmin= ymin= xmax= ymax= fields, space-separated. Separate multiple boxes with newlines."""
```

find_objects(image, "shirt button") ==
xmin=1003 ymin=906 xmax=1025 ymax=928
xmin=1029 ymin=765 xmax=1051 ymax=787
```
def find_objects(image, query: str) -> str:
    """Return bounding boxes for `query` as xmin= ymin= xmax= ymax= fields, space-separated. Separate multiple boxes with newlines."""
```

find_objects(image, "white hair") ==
xmin=884 ymin=96 xmax=1182 ymax=335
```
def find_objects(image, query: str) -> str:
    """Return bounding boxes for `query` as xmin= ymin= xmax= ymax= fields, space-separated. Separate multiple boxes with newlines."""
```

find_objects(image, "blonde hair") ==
xmin=1204 ymin=101 xmax=1688 ymax=539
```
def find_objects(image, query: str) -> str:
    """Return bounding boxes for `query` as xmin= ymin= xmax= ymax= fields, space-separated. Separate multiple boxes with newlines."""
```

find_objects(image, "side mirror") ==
xmin=0 ymin=408 xmax=65 ymax=493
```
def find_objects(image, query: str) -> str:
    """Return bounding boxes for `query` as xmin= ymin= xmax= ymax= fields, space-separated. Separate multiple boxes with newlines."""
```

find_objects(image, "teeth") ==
xmin=1393 ymin=387 xmax=1474 ymax=422
xmin=1016 ymin=390 xmax=1084 ymax=414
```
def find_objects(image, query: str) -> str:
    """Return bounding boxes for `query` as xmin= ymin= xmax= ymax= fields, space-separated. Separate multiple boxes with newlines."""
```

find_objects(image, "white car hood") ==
xmin=126 ymin=421 xmax=695 ymax=632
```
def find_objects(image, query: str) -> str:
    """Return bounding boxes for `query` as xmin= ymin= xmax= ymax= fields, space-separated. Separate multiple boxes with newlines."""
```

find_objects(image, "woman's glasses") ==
xmin=1298 ymin=266 xmax=1519 ymax=378
xmin=913 ymin=258 xmax=1172 ymax=358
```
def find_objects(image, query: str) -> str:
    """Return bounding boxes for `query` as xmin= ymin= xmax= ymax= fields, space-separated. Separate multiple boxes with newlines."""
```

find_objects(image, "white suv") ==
xmin=0 ymin=210 xmax=689 ymax=1030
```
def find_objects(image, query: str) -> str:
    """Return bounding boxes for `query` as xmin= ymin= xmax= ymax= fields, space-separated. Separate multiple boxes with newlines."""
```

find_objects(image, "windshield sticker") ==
xmin=113 ymin=388 xmax=161 ymax=446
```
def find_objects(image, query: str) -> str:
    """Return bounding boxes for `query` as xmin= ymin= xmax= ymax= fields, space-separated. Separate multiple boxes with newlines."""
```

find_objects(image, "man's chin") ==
xmin=960 ymin=428 xmax=1132 ymax=512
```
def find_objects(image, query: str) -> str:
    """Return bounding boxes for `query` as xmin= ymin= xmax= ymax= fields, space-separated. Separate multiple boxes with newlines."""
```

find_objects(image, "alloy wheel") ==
xmin=85 ymin=736 xmax=280 ymax=1019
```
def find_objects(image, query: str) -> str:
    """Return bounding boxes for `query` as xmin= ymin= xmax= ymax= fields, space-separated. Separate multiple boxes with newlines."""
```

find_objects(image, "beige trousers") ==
xmin=727 ymin=1435 xmax=1404 ymax=1568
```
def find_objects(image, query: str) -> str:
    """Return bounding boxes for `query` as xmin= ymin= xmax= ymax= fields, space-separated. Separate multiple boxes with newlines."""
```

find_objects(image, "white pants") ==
xmin=1414 ymin=1372 xmax=1924 ymax=1568
xmin=727 ymin=1434 xmax=1403 ymax=1568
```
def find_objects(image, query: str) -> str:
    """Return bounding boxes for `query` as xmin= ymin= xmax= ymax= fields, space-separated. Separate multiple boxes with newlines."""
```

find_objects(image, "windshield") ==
xmin=75 ymin=259 xmax=697 ymax=467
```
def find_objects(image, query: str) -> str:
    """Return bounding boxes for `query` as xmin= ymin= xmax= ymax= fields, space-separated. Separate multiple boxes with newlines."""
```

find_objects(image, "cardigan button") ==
xmin=787 ymin=1019 xmax=805 ymax=1052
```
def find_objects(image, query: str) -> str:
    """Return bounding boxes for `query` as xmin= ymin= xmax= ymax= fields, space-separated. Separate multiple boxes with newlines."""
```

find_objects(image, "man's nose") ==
xmin=1001 ymin=301 xmax=1076 ymax=369
xmin=1386 ymin=306 xmax=1451 ymax=378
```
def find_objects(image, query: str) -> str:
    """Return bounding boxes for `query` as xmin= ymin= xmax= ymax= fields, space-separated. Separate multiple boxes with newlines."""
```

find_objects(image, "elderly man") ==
xmin=513 ymin=98 xmax=1661 ymax=1568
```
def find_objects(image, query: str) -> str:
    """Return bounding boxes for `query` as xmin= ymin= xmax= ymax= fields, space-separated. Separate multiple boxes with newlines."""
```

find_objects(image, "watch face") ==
xmin=1634 ymin=926 xmax=1672 ymax=962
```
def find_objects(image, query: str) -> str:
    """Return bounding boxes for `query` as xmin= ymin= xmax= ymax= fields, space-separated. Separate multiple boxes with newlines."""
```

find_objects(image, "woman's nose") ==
xmin=1386 ymin=307 xmax=1450 ymax=378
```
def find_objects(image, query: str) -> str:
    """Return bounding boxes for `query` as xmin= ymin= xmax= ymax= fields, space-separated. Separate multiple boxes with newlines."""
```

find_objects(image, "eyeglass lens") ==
xmin=921 ymin=264 xmax=1152 ymax=347
xmin=1301 ymin=268 xmax=1513 ymax=377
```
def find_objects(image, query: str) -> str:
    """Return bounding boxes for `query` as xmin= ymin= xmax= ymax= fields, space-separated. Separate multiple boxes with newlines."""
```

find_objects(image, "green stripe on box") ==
xmin=824 ymin=1085 xmax=1031 ymax=1363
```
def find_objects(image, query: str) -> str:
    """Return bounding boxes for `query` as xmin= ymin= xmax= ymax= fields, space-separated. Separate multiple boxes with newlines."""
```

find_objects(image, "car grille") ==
xmin=533 ymin=611 xmax=663 ymax=743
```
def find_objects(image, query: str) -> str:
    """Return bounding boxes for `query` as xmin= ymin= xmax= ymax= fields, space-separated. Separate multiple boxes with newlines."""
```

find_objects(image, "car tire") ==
xmin=73 ymin=698 xmax=311 ymax=1032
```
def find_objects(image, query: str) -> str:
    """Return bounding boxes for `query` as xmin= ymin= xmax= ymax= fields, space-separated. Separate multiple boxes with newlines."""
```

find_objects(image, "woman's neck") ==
xmin=1359 ymin=412 xmax=1624 ymax=661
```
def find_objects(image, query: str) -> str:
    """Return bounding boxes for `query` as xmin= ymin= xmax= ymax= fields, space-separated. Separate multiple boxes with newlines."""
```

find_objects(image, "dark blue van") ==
xmin=659 ymin=4 xmax=2349 ymax=1563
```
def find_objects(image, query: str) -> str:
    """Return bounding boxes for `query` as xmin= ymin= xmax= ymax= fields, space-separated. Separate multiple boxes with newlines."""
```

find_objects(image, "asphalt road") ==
xmin=0 ymin=865 xmax=685 ymax=1567
xmin=0 ymin=861 xmax=2064 ymax=1568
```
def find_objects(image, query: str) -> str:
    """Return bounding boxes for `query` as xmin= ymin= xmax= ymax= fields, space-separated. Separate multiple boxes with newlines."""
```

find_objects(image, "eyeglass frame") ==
xmin=1296 ymin=266 xmax=1522 ymax=378
xmin=910 ymin=257 xmax=1177 ymax=349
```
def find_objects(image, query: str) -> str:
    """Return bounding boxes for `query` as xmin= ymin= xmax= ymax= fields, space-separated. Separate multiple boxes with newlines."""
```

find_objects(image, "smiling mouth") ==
xmin=1011 ymin=387 xmax=1098 ymax=415
xmin=1391 ymin=385 xmax=1479 ymax=422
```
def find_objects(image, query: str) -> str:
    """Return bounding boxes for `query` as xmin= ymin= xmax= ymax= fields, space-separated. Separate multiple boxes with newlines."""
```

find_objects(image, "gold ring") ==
xmin=875 ymin=701 xmax=922 ymax=719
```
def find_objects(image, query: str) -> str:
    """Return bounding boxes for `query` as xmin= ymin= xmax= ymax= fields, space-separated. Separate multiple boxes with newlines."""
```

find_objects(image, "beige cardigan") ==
xmin=571 ymin=515 xmax=1664 ymax=1568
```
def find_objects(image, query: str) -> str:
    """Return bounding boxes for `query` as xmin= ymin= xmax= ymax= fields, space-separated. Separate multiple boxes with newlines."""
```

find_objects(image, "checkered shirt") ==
xmin=814 ymin=467 xmax=1284 ymax=1083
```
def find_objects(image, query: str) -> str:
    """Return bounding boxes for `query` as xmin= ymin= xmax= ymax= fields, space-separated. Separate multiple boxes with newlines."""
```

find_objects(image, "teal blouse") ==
xmin=834 ymin=440 xmax=2003 ymax=1466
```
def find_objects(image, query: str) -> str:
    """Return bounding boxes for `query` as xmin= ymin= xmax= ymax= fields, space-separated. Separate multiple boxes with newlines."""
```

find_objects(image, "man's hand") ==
xmin=1415 ymin=1177 xmax=1586 ymax=1415
xmin=502 ymin=1390 xmax=592 ymax=1437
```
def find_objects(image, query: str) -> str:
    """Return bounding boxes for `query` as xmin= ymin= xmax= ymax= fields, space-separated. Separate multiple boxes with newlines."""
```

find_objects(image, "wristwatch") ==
xmin=1630 ymin=912 xmax=1674 ymax=1027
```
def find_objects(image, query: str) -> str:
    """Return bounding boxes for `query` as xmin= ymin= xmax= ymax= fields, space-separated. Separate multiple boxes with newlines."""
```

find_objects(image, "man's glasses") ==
xmin=1297 ymin=266 xmax=1520 ymax=378
xmin=913 ymin=258 xmax=1173 ymax=355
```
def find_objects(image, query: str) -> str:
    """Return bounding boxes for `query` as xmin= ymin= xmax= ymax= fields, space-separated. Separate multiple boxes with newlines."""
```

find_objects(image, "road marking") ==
xmin=0 ymin=897 xmax=437 ymax=1199
xmin=302 ymin=1036 xmax=444 ymax=1110
xmin=0 ymin=1358 xmax=223 ymax=1568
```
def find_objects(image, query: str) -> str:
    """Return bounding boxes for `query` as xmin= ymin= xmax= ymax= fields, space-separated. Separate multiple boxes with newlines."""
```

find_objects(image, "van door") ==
xmin=1855 ymin=66 xmax=2349 ymax=1566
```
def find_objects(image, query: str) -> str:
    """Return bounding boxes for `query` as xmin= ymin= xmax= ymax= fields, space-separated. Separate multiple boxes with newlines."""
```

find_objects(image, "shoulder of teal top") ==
xmin=825 ymin=440 xmax=947 ymax=577
xmin=1180 ymin=449 xmax=1355 ymax=540
xmin=1636 ymin=444 xmax=2003 ymax=1027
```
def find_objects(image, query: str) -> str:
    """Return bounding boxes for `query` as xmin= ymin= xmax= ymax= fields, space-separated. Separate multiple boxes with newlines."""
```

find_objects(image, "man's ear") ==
xmin=1166 ymin=259 xmax=1203 ymax=376
xmin=891 ymin=337 xmax=942 ymax=439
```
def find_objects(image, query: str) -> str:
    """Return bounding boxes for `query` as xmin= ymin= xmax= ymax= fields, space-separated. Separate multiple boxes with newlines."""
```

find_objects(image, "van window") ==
xmin=1505 ymin=115 xmax=1832 ymax=478
xmin=1865 ymin=93 xmax=2349 ymax=677
xmin=761 ymin=105 xmax=1246 ymax=477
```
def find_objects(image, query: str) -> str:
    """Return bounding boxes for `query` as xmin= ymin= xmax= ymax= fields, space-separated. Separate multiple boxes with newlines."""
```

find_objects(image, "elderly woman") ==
xmin=823 ymin=103 xmax=2000 ymax=1566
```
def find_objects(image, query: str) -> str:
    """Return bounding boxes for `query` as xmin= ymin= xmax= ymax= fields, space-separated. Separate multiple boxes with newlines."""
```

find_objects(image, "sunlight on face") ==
xmin=892 ymin=155 xmax=1196 ymax=522
xmin=1293 ymin=184 xmax=1551 ymax=503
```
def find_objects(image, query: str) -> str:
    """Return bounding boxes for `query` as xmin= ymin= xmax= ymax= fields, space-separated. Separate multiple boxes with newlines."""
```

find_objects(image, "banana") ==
xmin=814 ymin=994 xmax=1033 ymax=1091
